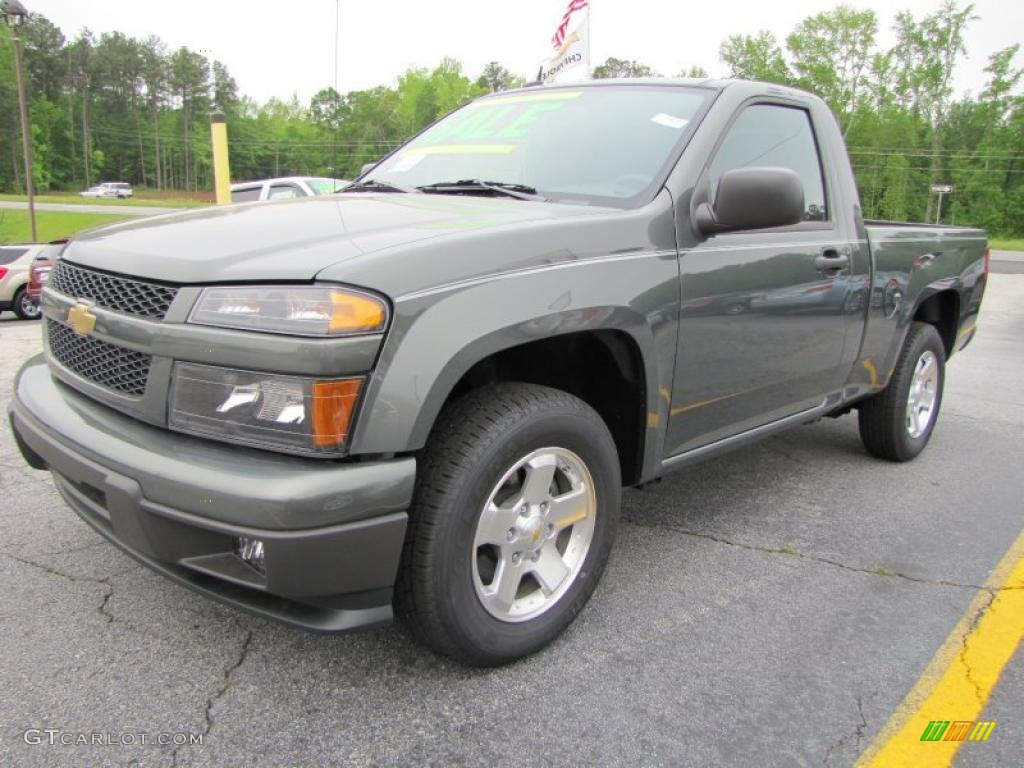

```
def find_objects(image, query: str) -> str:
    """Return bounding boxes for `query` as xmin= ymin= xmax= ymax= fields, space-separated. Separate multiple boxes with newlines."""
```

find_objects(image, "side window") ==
xmin=709 ymin=105 xmax=828 ymax=222
xmin=231 ymin=187 xmax=262 ymax=203
xmin=267 ymin=184 xmax=303 ymax=200
xmin=0 ymin=248 xmax=29 ymax=265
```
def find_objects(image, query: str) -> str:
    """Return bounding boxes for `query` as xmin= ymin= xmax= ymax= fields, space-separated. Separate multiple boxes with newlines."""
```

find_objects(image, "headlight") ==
xmin=169 ymin=362 xmax=363 ymax=456
xmin=189 ymin=285 xmax=387 ymax=336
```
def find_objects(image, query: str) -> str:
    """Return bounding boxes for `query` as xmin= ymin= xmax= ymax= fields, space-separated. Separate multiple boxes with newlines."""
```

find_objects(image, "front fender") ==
xmin=348 ymin=250 xmax=681 ymax=480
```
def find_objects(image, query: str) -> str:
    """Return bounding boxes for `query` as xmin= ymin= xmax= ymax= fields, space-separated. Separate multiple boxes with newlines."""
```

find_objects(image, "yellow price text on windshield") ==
xmin=467 ymin=91 xmax=583 ymax=107
xmin=420 ymin=97 xmax=577 ymax=145
xmin=403 ymin=145 xmax=518 ymax=156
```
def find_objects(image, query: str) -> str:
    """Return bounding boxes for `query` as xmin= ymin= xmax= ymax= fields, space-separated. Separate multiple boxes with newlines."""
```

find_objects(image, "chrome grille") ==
xmin=50 ymin=261 xmax=178 ymax=320
xmin=47 ymin=320 xmax=151 ymax=396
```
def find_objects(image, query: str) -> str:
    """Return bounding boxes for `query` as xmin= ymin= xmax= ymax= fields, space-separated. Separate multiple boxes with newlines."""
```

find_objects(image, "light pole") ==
xmin=3 ymin=0 xmax=36 ymax=242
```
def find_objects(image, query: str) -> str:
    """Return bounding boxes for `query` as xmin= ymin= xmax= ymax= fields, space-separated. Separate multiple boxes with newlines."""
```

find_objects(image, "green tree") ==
xmin=719 ymin=31 xmax=791 ymax=83
xmin=786 ymin=6 xmax=877 ymax=135
xmin=168 ymin=47 xmax=210 ymax=190
xmin=890 ymin=1 xmax=978 ymax=220
xmin=212 ymin=60 xmax=238 ymax=113
xmin=475 ymin=61 xmax=524 ymax=92
xmin=677 ymin=65 xmax=709 ymax=78
xmin=592 ymin=57 xmax=656 ymax=79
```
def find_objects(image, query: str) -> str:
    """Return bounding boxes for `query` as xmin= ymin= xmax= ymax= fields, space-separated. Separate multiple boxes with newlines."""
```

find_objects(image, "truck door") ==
xmin=666 ymin=102 xmax=857 ymax=457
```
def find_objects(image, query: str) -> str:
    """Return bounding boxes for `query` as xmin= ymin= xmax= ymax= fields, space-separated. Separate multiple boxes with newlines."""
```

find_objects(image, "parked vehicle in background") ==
xmin=100 ymin=182 xmax=133 ymax=198
xmin=27 ymin=254 xmax=54 ymax=310
xmin=78 ymin=182 xmax=133 ymax=199
xmin=11 ymin=80 xmax=988 ymax=666
xmin=79 ymin=186 xmax=115 ymax=198
xmin=230 ymin=176 xmax=350 ymax=202
xmin=0 ymin=245 xmax=47 ymax=320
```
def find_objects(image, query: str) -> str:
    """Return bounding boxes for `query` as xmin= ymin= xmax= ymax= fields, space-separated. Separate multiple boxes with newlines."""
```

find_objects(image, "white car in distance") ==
xmin=78 ymin=182 xmax=133 ymax=199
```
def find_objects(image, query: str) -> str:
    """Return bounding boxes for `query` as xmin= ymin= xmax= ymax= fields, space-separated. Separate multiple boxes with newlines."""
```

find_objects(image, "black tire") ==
xmin=395 ymin=382 xmax=621 ymax=666
xmin=13 ymin=287 xmax=41 ymax=320
xmin=858 ymin=322 xmax=946 ymax=461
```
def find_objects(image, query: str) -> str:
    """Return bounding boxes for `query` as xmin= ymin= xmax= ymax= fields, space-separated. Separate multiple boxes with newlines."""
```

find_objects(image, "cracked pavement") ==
xmin=1 ymin=274 xmax=1022 ymax=768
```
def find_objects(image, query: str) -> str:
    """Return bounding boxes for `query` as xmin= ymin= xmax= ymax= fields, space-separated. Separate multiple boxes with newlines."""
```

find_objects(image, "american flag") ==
xmin=552 ymin=0 xmax=588 ymax=51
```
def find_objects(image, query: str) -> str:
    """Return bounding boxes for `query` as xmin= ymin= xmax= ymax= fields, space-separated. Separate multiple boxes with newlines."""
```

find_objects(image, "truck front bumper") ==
xmin=9 ymin=355 xmax=416 ymax=633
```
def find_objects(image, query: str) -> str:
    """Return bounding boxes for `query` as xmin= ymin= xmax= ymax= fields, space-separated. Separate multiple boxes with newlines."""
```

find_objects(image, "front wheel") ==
xmin=13 ymin=287 xmax=41 ymax=320
xmin=858 ymin=322 xmax=946 ymax=461
xmin=396 ymin=383 xmax=621 ymax=666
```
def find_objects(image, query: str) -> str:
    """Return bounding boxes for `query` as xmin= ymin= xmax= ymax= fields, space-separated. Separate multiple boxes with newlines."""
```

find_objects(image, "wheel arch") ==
xmin=911 ymin=287 xmax=961 ymax=360
xmin=350 ymin=302 xmax=670 ymax=487
xmin=440 ymin=328 xmax=650 ymax=485
xmin=419 ymin=320 xmax=656 ymax=484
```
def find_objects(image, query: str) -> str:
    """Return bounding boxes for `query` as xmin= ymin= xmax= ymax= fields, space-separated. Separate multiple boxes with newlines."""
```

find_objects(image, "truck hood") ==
xmin=62 ymin=194 xmax=611 ymax=287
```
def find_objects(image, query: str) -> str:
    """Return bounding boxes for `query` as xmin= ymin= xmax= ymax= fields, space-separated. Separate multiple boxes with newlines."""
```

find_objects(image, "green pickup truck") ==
xmin=10 ymin=79 xmax=988 ymax=666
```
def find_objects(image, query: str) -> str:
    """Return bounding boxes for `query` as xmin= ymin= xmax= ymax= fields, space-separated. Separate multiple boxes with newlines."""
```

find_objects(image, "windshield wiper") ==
xmin=416 ymin=179 xmax=548 ymax=201
xmin=339 ymin=179 xmax=420 ymax=194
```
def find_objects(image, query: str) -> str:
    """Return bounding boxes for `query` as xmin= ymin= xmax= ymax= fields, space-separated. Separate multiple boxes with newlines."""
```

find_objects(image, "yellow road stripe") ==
xmin=403 ymin=144 xmax=518 ymax=156
xmin=855 ymin=528 xmax=1024 ymax=767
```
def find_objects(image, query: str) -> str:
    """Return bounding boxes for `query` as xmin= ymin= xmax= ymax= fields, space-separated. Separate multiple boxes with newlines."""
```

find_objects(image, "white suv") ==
xmin=79 ymin=182 xmax=133 ymax=198
xmin=100 ymin=182 xmax=133 ymax=198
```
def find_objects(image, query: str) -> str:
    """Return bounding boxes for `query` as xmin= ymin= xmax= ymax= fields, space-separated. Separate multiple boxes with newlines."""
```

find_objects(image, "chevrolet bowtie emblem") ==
xmin=67 ymin=302 xmax=97 ymax=336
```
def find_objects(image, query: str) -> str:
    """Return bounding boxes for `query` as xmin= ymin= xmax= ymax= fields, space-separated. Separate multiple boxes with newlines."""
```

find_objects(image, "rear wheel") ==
xmin=13 ymin=287 xmax=41 ymax=320
xmin=858 ymin=322 xmax=945 ymax=461
xmin=396 ymin=383 xmax=621 ymax=666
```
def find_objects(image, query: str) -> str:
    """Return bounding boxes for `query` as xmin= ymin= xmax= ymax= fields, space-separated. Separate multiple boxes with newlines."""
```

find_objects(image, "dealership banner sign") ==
xmin=540 ymin=0 xmax=590 ymax=84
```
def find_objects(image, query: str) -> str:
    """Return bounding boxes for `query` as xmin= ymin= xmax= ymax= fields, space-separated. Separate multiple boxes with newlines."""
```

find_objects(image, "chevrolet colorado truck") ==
xmin=9 ymin=79 xmax=988 ymax=666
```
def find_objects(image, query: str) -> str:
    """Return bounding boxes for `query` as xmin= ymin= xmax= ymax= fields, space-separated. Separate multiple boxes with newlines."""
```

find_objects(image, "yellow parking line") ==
xmin=855 ymin=528 xmax=1024 ymax=767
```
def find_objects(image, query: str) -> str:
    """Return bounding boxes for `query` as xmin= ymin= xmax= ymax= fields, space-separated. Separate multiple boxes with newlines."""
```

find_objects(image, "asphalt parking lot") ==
xmin=0 ymin=269 xmax=1021 ymax=768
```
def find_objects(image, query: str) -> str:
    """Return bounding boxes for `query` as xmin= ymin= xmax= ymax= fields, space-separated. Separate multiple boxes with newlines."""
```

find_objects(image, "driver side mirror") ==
xmin=694 ymin=167 xmax=805 ymax=236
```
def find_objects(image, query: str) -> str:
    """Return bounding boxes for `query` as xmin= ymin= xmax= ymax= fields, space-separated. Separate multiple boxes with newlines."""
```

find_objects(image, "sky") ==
xmin=26 ymin=0 xmax=1024 ymax=104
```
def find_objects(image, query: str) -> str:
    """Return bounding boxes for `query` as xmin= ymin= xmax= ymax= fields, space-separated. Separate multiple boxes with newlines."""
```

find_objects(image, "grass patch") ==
xmin=989 ymin=238 xmax=1024 ymax=252
xmin=0 ymin=209 xmax=130 ymax=243
xmin=760 ymin=543 xmax=800 ymax=556
xmin=872 ymin=566 xmax=897 ymax=577
xmin=0 ymin=192 xmax=210 ymax=208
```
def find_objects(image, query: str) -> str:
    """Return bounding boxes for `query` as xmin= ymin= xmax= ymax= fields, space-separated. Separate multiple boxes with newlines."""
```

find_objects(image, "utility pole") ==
xmin=332 ymin=0 xmax=339 ymax=180
xmin=4 ymin=0 xmax=37 ymax=241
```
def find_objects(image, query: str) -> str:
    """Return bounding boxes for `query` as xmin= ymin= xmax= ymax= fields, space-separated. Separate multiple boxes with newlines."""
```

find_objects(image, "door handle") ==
xmin=815 ymin=248 xmax=849 ymax=273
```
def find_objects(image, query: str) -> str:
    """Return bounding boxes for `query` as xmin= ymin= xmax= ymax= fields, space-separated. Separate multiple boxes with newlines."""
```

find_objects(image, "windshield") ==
xmin=366 ymin=85 xmax=712 ymax=206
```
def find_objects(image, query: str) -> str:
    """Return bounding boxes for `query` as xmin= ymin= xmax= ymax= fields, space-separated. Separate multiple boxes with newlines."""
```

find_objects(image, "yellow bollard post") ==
xmin=210 ymin=111 xmax=231 ymax=205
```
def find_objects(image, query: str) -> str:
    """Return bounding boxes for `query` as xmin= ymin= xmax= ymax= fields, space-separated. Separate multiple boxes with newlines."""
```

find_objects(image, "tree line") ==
xmin=0 ymin=1 xmax=1020 ymax=235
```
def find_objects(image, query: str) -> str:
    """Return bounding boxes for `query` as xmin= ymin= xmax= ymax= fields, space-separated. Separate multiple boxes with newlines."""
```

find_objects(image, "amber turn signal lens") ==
xmin=311 ymin=378 xmax=364 ymax=447
xmin=329 ymin=291 xmax=387 ymax=334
